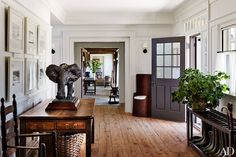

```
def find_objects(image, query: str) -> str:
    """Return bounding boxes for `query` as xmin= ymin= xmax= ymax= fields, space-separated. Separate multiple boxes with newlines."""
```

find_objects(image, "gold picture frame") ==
xmin=7 ymin=7 xmax=24 ymax=53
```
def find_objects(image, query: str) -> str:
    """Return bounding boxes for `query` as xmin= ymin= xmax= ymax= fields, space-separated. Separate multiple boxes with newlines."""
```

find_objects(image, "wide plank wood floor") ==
xmin=86 ymin=104 xmax=200 ymax=157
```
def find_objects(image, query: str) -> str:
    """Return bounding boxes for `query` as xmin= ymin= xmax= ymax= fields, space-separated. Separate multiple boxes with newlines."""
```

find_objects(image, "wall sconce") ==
xmin=51 ymin=43 xmax=55 ymax=54
xmin=51 ymin=49 xmax=55 ymax=54
xmin=143 ymin=43 xmax=148 ymax=54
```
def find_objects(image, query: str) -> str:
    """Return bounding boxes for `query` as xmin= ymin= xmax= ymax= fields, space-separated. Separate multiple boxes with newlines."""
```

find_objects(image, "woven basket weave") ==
xmin=57 ymin=133 xmax=85 ymax=157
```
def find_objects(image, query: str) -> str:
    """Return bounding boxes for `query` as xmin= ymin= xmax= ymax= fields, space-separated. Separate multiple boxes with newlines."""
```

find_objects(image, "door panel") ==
xmin=170 ymin=87 xmax=180 ymax=111
xmin=152 ymin=36 xmax=185 ymax=121
xmin=156 ymin=86 xmax=165 ymax=109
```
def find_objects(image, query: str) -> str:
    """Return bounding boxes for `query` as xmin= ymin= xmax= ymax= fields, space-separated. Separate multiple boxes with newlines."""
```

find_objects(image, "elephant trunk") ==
xmin=56 ymin=70 xmax=66 ymax=99
xmin=67 ymin=82 xmax=74 ymax=100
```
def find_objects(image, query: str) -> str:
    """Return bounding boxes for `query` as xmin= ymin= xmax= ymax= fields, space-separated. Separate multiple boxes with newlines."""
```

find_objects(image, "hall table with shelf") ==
xmin=19 ymin=98 xmax=95 ymax=157
xmin=187 ymin=106 xmax=236 ymax=157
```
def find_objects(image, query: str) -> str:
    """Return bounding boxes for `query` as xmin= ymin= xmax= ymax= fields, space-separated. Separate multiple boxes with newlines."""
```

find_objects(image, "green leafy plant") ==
xmin=87 ymin=59 xmax=102 ymax=73
xmin=172 ymin=68 xmax=230 ymax=110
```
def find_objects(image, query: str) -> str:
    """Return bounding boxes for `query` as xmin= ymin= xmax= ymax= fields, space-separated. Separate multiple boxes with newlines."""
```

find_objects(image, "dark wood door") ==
xmin=151 ymin=37 xmax=185 ymax=121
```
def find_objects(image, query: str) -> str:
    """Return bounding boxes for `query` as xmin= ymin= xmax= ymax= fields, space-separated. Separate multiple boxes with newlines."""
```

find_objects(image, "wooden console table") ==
xmin=19 ymin=98 xmax=95 ymax=157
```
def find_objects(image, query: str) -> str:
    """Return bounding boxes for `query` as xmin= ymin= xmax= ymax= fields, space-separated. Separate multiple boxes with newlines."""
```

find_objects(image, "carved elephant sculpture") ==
xmin=46 ymin=63 xmax=81 ymax=100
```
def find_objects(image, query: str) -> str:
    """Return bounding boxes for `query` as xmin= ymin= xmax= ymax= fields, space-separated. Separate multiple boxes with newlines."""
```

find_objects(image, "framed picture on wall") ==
xmin=37 ymin=26 xmax=47 ymax=55
xmin=25 ymin=58 xmax=37 ymax=94
xmin=6 ymin=57 xmax=24 ymax=101
xmin=37 ymin=59 xmax=46 ymax=89
xmin=7 ymin=7 xmax=24 ymax=53
xmin=25 ymin=18 xmax=38 ymax=55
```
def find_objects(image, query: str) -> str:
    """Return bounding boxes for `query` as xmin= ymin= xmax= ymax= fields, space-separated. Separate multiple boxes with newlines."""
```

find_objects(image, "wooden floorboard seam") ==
xmin=88 ymin=105 xmax=200 ymax=157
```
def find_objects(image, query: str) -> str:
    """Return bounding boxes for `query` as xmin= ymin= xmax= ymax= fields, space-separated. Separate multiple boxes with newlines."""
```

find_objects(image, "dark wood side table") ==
xmin=19 ymin=98 xmax=95 ymax=157
xmin=84 ymin=78 xmax=96 ymax=95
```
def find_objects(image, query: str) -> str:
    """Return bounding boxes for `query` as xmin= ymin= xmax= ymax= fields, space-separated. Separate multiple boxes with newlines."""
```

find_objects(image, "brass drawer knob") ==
xmin=65 ymin=123 xmax=70 ymax=129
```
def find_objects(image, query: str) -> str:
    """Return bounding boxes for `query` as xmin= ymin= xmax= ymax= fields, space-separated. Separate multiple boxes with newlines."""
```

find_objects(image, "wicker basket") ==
xmin=57 ymin=133 xmax=85 ymax=157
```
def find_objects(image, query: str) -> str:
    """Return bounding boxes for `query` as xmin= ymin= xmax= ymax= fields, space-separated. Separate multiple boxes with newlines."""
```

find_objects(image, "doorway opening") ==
xmin=73 ymin=42 xmax=125 ymax=106
xmin=81 ymin=48 xmax=120 ymax=104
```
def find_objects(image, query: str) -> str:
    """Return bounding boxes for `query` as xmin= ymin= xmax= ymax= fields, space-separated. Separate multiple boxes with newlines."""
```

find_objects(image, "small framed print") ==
xmin=37 ymin=26 xmax=47 ymax=55
xmin=25 ymin=18 xmax=38 ymax=55
xmin=25 ymin=58 xmax=37 ymax=94
xmin=7 ymin=7 xmax=24 ymax=53
xmin=6 ymin=57 xmax=24 ymax=101
xmin=37 ymin=59 xmax=46 ymax=89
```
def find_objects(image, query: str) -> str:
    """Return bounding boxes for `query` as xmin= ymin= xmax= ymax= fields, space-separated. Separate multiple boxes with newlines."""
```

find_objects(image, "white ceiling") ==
xmin=56 ymin=0 xmax=185 ymax=13
xmin=50 ymin=0 xmax=187 ymax=25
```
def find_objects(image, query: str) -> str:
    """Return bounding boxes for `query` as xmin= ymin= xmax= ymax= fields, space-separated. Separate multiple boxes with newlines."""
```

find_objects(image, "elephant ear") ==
xmin=67 ymin=64 xmax=81 ymax=81
xmin=46 ymin=64 xmax=60 ymax=83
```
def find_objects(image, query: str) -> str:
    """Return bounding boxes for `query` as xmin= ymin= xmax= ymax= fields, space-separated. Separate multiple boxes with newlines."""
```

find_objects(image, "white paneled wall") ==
xmin=0 ymin=0 xmax=52 ymax=114
xmin=172 ymin=0 xmax=208 ymax=73
xmin=172 ymin=0 xmax=236 ymax=113
xmin=135 ymin=37 xmax=152 ymax=74
xmin=210 ymin=0 xmax=236 ymax=21
xmin=52 ymin=25 xmax=172 ymax=112
xmin=0 ymin=0 xmax=52 ymax=156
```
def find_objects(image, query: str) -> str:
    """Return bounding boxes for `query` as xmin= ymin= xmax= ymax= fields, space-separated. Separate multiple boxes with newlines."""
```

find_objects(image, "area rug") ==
xmin=83 ymin=86 xmax=120 ymax=105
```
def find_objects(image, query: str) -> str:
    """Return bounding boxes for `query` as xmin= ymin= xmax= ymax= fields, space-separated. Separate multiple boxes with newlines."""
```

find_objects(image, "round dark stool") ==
xmin=132 ymin=96 xmax=147 ymax=117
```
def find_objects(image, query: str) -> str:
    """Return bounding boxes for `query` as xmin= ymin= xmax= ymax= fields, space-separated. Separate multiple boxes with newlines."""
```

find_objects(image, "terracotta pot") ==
xmin=192 ymin=101 xmax=207 ymax=111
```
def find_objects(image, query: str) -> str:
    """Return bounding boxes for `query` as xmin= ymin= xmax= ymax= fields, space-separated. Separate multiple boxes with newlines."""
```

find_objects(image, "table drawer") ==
xmin=26 ymin=121 xmax=55 ymax=131
xmin=56 ymin=121 xmax=86 ymax=130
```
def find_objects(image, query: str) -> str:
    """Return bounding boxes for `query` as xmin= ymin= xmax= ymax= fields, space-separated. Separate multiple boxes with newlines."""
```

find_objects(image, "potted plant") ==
xmin=172 ymin=68 xmax=230 ymax=111
xmin=87 ymin=59 xmax=102 ymax=78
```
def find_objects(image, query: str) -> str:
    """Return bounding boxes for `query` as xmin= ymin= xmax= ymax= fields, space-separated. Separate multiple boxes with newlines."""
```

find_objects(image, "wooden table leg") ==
xmin=84 ymin=81 xmax=88 ymax=95
xmin=86 ymin=119 xmax=92 ymax=157
xmin=40 ymin=136 xmax=54 ymax=157
xmin=190 ymin=111 xmax=193 ymax=142
xmin=92 ymin=117 xmax=94 ymax=143
xmin=94 ymin=82 xmax=96 ymax=95
xmin=186 ymin=108 xmax=190 ymax=145
xmin=19 ymin=120 xmax=26 ymax=156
